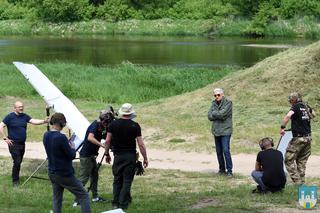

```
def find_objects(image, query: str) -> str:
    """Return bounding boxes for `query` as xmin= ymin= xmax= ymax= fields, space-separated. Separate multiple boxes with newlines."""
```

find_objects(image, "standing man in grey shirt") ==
xmin=208 ymin=88 xmax=233 ymax=177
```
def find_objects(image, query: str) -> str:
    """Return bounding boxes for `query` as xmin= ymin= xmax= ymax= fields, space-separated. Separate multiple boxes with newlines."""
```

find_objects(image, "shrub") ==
xmin=96 ymin=0 xmax=141 ymax=21
xmin=243 ymin=2 xmax=279 ymax=36
xmin=32 ymin=0 xmax=93 ymax=22
xmin=0 ymin=1 xmax=30 ymax=20
xmin=280 ymin=0 xmax=320 ymax=19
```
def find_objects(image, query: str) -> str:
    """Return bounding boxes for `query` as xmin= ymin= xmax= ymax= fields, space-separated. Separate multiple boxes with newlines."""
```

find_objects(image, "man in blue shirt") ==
xmin=0 ymin=101 xmax=48 ymax=186
xmin=43 ymin=112 xmax=91 ymax=213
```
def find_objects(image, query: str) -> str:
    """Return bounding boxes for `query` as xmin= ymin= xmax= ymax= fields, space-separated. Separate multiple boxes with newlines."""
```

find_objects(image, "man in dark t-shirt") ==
xmin=280 ymin=92 xmax=315 ymax=184
xmin=73 ymin=110 xmax=114 ymax=206
xmin=251 ymin=137 xmax=286 ymax=193
xmin=0 ymin=101 xmax=48 ymax=186
xmin=105 ymin=103 xmax=148 ymax=210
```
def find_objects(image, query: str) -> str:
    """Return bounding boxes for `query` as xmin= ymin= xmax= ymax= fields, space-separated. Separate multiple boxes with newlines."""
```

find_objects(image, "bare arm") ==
xmin=137 ymin=136 xmax=148 ymax=168
xmin=29 ymin=118 xmax=49 ymax=125
xmin=104 ymin=132 xmax=112 ymax=164
xmin=255 ymin=161 xmax=262 ymax=171
xmin=0 ymin=122 xmax=13 ymax=145
xmin=280 ymin=110 xmax=294 ymax=135
xmin=310 ymin=107 xmax=316 ymax=119
xmin=88 ymin=133 xmax=105 ymax=148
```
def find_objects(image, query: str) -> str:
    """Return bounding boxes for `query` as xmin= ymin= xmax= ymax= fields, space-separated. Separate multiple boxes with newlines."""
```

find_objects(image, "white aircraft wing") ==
xmin=13 ymin=62 xmax=90 ymax=150
xmin=277 ymin=130 xmax=292 ymax=157
xmin=277 ymin=130 xmax=293 ymax=174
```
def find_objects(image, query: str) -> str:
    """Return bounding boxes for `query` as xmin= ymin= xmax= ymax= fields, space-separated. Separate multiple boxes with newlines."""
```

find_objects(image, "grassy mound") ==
xmin=140 ymin=40 xmax=320 ymax=153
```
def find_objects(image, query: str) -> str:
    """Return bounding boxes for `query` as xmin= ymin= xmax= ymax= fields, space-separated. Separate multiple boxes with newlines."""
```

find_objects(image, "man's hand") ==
xmin=44 ymin=117 xmax=50 ymax=124
xmin=280 ymin=128 xmax=285 ymax=136
xmin=69 ymin=140 xmax=75 ymax=149
xmin=3 ymin=138 xmax=13 ymax=146
xmin=105 ymin=154 xmax=111 ymax=164
xmin=143 ymin=159 xmax=148 ymax=168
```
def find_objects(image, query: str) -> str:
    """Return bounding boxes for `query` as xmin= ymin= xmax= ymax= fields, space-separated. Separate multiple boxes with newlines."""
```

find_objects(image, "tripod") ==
xmin=21 ymin=106 xmax=51 ymax=186
xmin=87 ymin=153 xmax=106 ymax=192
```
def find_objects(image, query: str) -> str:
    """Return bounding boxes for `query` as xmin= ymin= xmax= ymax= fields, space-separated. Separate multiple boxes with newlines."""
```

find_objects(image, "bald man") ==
xmin=0 ymin=101 xmax=48 ymax=186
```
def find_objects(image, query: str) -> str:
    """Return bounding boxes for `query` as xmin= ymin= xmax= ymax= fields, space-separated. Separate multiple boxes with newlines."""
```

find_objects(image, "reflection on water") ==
xmin=0 ymin=35 xmax=315 ymax=67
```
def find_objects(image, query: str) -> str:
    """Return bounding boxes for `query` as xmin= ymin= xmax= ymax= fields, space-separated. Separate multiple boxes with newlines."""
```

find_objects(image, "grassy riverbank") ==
xmin=0 ymin=62 xmax=234 ymax=103
xmin=0 ymin=157 xmax=315 ymax=212
xmin=0 ymin=62 xmax=234 ymax=142
xmin=0 ymin=18 xmax=319 ymax=38
xmin=1 ymin=41 xmax=320 ymax=154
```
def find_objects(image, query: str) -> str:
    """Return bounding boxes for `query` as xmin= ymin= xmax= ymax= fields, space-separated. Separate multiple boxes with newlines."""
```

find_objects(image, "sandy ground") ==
xmin=1 ymin=142 xmax=320 ymax=178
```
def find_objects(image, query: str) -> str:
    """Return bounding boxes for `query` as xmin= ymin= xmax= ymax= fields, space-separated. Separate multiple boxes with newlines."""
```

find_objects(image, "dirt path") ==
xmin=1 ymin=142 xmax=320 ymax=177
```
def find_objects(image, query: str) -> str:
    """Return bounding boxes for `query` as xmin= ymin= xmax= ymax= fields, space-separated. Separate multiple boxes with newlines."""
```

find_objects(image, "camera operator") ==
xmin=73 ymin=108 xmax=115 ymax=206
xmin=251 ymin=137 xmax=286 ymax=194
xmin=43 ymin=113 xmax=91 ymax=213
xmin=104 ymin=103 xmax=148 ymax=210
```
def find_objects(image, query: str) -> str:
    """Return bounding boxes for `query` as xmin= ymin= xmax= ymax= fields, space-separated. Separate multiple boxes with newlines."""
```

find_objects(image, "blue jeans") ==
xmin=251 ymin=170 xmax=268 ymax=191
xmin=214 ymin=135 xmax=233 ymax=173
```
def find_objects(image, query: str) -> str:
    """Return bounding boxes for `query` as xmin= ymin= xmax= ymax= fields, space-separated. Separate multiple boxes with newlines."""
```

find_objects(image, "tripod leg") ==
xmin=87 ymin=154 xmax=105 ymax=193
xmin=21 ymin=159 xmax=47 ymax=187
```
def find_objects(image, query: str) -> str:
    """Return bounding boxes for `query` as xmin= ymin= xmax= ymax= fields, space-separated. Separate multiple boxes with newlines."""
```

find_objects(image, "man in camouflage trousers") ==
xmin=280 ymin=92 xmax=316 ymax=185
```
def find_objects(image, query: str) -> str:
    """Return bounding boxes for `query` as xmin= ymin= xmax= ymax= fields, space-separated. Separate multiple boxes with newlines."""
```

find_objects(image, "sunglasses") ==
xmin=214 ymin=94 xmax=221 ymax=97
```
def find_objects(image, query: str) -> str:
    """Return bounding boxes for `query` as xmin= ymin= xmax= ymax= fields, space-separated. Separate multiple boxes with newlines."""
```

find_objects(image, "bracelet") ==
xmin=280 ymin=125 xmax=286 ymax=129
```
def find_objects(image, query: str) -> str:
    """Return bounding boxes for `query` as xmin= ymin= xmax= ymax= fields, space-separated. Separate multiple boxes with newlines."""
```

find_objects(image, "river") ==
xmin=0 ymin=35 xmax=315 ymax=67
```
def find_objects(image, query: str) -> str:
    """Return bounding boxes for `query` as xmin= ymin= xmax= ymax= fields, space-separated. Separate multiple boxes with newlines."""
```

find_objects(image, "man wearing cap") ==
xmin=0 ymin=101 xmax=48 ymax=186
xmin=73 ymin=109 xmax=115 ymax=206
xmin=208 ymin=88 xmax=233 ymax=177
xmin=280 ymin=92 xmax=315 ymax=185
xmin=104 ymin=103 xmax=148 ymax=210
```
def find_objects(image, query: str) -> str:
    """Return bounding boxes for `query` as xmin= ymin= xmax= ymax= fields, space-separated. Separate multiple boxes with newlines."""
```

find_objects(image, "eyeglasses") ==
xmin=214 ymin=94 xmax=221 ymax=97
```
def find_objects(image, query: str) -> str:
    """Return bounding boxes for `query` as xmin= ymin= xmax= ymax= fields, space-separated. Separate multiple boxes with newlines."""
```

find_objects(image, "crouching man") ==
xmin=251 ymin=137 xmax=286 ymax=193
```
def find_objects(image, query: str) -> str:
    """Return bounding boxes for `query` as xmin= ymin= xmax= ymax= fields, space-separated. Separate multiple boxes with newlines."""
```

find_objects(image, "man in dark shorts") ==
xmin=105 ymin=103 xmax=148 ymax=210
xmin=251 ymin=137 xmax=286 ymax=193
xmin=0 ymin=101 xmax=48 ymax=186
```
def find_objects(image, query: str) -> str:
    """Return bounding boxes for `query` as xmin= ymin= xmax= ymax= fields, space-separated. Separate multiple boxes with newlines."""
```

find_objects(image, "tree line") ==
xmin=1 ymin=0 xmax=319 ymax=36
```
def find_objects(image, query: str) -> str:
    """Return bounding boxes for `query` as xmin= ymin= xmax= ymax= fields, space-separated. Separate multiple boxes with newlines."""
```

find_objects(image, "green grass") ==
xmin=0 ymin=18 xmax=319 ymax=38
xmin=0 ymin=62 xmax=234 ymax=103
xmin=0 ymin=157 xmax=312 ymax=212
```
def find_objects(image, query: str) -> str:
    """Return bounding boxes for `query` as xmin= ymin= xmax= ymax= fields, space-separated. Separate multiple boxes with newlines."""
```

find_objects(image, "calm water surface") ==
xmin=0 ymin=35 xmax=315 ymax=67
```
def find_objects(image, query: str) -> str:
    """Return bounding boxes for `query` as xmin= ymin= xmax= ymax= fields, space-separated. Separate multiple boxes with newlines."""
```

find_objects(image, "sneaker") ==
xmin=252 ymin=187 xmax=262 ymax=194
xmin=13 ymin=181 xmax=20 ymax=187
xmin=92 ymin=196 xmax=106 ymax=202
xmin=112 ymin=204 xmax=119 ymax=209
xmin=226 ymin=172 xmax=233 ymax=177
xmin=72 ymin=202 xmax=80 ymax=207
xmin=217 ymin=171 xmax=226 ymax=175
